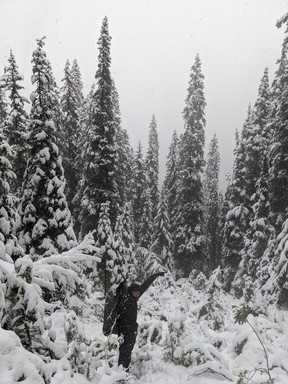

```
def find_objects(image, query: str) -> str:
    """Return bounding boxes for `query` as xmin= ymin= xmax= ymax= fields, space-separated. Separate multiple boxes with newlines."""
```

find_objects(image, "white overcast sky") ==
xmin=0 ymin=0 xmax=287 ymax=189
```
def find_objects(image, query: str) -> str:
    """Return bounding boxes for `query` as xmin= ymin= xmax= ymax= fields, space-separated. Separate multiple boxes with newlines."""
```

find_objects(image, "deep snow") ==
xmin=1 ymin=257 xmax=288 ymax=384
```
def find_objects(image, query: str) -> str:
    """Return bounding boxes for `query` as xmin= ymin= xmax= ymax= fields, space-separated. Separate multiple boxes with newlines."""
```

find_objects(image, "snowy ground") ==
xmin=1 ymin=274 xmax=288 ymax=384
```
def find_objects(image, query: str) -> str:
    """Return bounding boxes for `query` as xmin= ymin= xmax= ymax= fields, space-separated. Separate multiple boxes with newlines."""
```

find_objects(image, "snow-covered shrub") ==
xmin=188 ymin=269 xmax=207 ymax=290
xmin=0 ymin=327 xmax=50 ymax=383
xmin=198 ymin=295 xmax=225 ymax=331
xmin=3 ymin=255 xmax=54 ymax=356
xmin=138 ymin=320 xmax=164 ymax=347
xmin=65 ymin=309 xmax=119 ymax=379
xmin=33 ymin=234 xmax=100 ymax=312
xmin=164 ymin=315 xmax=186 ymax=363
xmin=173 ymin=344 xmax=207 ymax=367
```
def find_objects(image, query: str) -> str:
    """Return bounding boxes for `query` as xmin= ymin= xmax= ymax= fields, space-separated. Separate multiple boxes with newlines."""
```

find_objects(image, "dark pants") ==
xmin=118 ymin=330 xmax=137 ymax=370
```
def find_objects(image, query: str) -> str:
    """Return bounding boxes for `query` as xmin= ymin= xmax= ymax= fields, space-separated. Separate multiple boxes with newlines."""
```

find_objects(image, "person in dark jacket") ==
xmin=116 ymin=272 xmax=164 ymax=371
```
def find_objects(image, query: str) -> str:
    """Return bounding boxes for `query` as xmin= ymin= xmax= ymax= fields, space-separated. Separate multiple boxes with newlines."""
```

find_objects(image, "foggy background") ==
xmin=0 ymin=0 xmax=287 ymax=190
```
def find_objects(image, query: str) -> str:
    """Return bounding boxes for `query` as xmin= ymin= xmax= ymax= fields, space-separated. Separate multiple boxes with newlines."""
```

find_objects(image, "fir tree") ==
xmin=112 ymin=80 xmax=133 ymax=207
xmin=71 ymin=59 xmax=84 ymax=107
xmin=269 ymin=20 xmax=288 ymax=231
xmin=221 ymin=107 xmax=252 ymax=289
xmin=96 ymin=202 xmax=118 ymax=294
xmin=0 ymin=75 xmax=7 ymax=127
xmin=0 ymin=126 xmax=23 ymax=261
xmin=259 ymin=217 xmax=288 ymax=306
xmin=203 ymin=134 xmax=221 ymax=271
xmin=130 ymin=142 xmax=148 ymax=244
xmin=79 ymin=17 xmax=119 ymax=238
xmin=17 ymin=37 xmax=76 ymax=259
xmin=151 ymin=189 xmax=174 ymax=273
xmin=3 ymin=255 xmax=48 ymax=354
xmin=146 ymin=114 xmax=159 ymax=221
xmin=3 ymin=51 xmax=29 ymax=195
xmin=244 ymin=69 xmax=271 ymax=204
xmin=164 ymin=130 xmax=179 ymax=236
xmin=114 ymin=203 xmax=137 ymax=282
xmin=60 ymin=59 xmax=82 ymax=211
xmin=72 ymin=85 xmax=96 ymax=237
xmin=240 ymin=155 xmax=274 ymax=296
xmin=174 ymin=54 xmax=207 ymax=276
xmin=138 ymin=186 xmax=153 ymax=248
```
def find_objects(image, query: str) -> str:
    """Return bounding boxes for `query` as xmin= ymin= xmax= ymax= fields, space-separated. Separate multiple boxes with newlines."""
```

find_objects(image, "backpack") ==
xmin=103 ymin=280 xmax=126 ymax=336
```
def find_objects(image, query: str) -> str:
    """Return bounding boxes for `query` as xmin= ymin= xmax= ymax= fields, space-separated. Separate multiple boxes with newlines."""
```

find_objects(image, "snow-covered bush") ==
xmin=33 ymin=233 xmax=100 ymax=312
xmin=164 ymin=315 xmax=186 ymax=364
xmin=188 ymin=269 xmax=207 ymax=290
xmin=66 ymin=315 xmax=119 ymax=381
xmin=0 ymin=326 xmax=50 ymax=383
xmin=138 ymin=320 xmax=164 ymax=347
xmin=3 ymin=254 xmax=54 ymax=356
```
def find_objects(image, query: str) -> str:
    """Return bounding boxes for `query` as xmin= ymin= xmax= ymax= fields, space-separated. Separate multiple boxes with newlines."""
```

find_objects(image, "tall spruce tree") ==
xmin=244 ymin=69 xmax=271 ymax=204
xmin=174 ymin=54 xmax=207 ymax=277
xmin=17 ymin=37 xmax=76 ymax=259
xmin=96 ymin=201 xmax=118 ymax=294
xmin=72 ymin=84 xmax=96 ymax=237
xmin=0 ymin=75 xmax=7 ymax=127
xmin=114 ymin=203 xmax=137 ymax=282
xmin=221 ymin=107 xmax=252 ymax=290
xmin=138 ymin=186 xmax=153 ymax=248
xmin=3 ymin=51 xmax=29 ymax=196
xmin=269 ymin=18 xmax=288 ymax=232
xmin=243 ymin=155 xmax=274 ymax=280
xmin=164 ymin=130 xmax=179 ymax=236
xmin=112 ymin=80 xmax=133 ymax=207
xmin=151 ymin=189 xmax=174 ymax=273
xmin=233 ymin=70 xmax=272 ymax=294
xmin=60 ymin=59 xmax=82 ymax=211
xmin=130 ymin=142 xmax=148 ymax=244
xmin=0 ymin=126 xmax=23 ymax=261
xmin=79 ymin=17 xmax=119 ymax=238
xmin=146 ymin=114 xmax=159 ymax=221
xmin=71 ymin=59 xmax=84 ymax=107
xmin=204 ymin=134 xmax=221 ymax=271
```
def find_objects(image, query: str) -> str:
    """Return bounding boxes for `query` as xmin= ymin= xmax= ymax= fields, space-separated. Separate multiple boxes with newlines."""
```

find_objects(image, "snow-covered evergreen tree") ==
xmin=174 ymin=54 xmax=207 ymax=276
xmin=0 ymin=126 xmax=23 ymax=261
xmin=151 ymin=189 xmax=174 ymax=273
xmin=79 ymin=17 xmax=120 ymax=238
xmin=60 ymin=59 xmax=82 ymax=211
xmin=203 ymin=134 xmax=221 ymax=271
xmin=73 ymin=84 xmax=95 ymax=236
xmin=71 ymin=59 xmax=84 ymax=107
xmin=138 ymin=186 xmax=153 ymax=249
xmin=146 ymin=114 xmax=159 ymax=221
xmin=259 ymin=217 xmax=288 ymax=306
xmin=114 ymin=203 xmax=137 ymax=283
xmin=222 ymin=107 xmax=252 ymax=290
xmin=3 ymin=255 xmax=49 ymax=354
xmin=130 ymin=142 xmax=149 ymax=244
xmin=96 ymin=202 xmax=119 ymax=294
xmin=164 ymin=130 xmax=179 ymax=236
xmin=238 ymin=155 xmax=275 ymax=300
xmin=244 ymin=69 xmax=271 ymax=205
xmin=112 ymin=80 xmax=133 ymax=207
xmin=0 ymin=75 xmax=7 ymax=127
xmin=17 ymin=37 xmax=76 ymax=259
xmin=269 ymin=19 xmax=288 ymax=232
xmin=3 ymin=51 xmax=29 ymax=196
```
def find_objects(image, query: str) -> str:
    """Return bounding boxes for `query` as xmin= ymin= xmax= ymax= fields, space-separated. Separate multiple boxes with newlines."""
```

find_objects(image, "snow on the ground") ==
xmin=1 ymin=269 xmax=288 ymax=383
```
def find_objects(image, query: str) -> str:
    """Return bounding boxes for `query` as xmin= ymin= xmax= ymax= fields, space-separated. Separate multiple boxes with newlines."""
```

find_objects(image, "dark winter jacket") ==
xmin=116 ymin=273 xmax=163 ymax=334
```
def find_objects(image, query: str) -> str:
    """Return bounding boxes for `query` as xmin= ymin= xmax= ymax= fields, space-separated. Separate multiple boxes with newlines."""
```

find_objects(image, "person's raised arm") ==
xmin=140 ymin=272 xmax=165 ymax=296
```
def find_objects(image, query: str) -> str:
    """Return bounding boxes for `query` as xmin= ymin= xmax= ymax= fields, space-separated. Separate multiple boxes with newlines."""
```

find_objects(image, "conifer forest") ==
xmin=1 ymin=9 xmax=288 ymax=384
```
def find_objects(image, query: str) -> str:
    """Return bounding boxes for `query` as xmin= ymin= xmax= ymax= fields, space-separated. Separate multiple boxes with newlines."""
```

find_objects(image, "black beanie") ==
xmin=130 ymin=281 xmax=141 ymax=291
